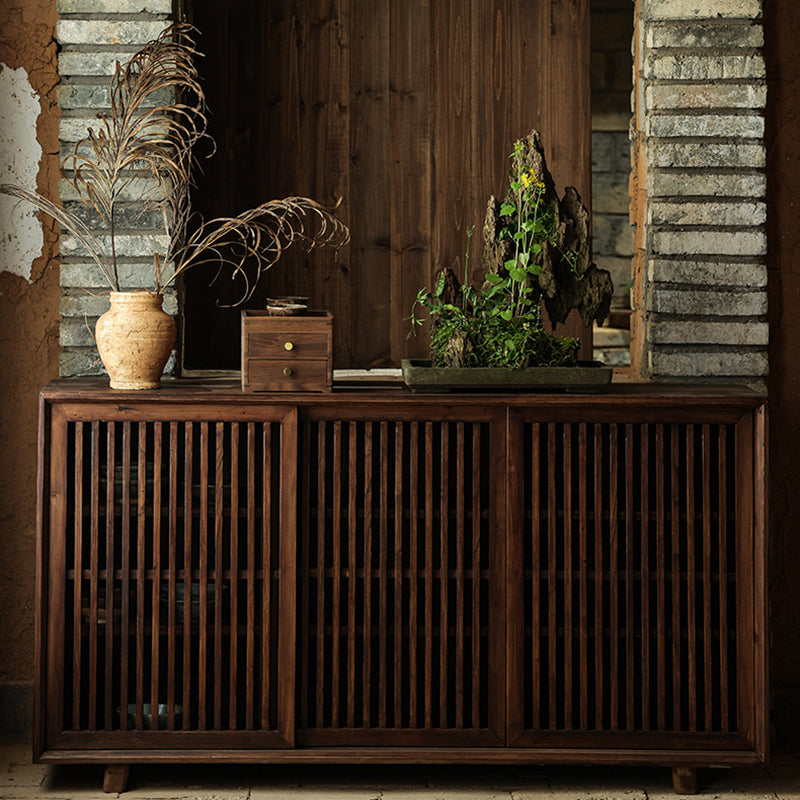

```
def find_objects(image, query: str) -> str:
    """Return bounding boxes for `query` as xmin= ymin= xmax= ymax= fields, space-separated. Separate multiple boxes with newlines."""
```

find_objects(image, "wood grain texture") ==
xmin=185 ymin=0 xmax=592 ymax=369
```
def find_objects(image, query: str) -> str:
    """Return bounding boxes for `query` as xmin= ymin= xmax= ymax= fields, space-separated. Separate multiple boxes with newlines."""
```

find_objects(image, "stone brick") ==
xmin=60 ymin=288 xmax=177 ymax=317
xmin=649 ymin=141 xmax=765 ymax=169
xmin=592 ymin=172 xmax=631 ymax=214
xmin=60 ymin=317 xmax=99 ymax=347
xmin=57 ymin=20 xmax=168 ymax=46
xmin=60 ymin=176 xmax=164 ymax=203
xmin=646 ymin=258 xmax=767 ymax=287
xmin=593 ymin=214 xmax=635 ymax=257
xmin=648 ymin=350 xmax=767 ymax=378
xmin=58 ymin=49 xmax=141 ymax=77
xmin=645 ymin=83 xmax=766 ymax=110
xmin=59 ymin=347 xmax=104 ymax=377
xmin=645 ymin=0 xmax=762 ymax=21
xmin=592 ymin=130 xmax=631 ymax=172
xmin=59 ymin=114 xmax=170 ymax=142
xmin=652 ymin=288 xmax=766 ymax=316
xmin=60 ymin=232 xmax=170 ymax=259
xmin=650 ymin=319 xmax=768 ymax=345
xmin=60 ymin=260 xmax=172 ymax=289
xmin=647 ymin=170 xmax=766 ymax=198
xmin=57 ymin=84 xmax=172 ymax=110
xmin=646 ymin=22 xmax=764 ymax=49
xmin=653 ymin=229 xmax=766 ymax=257
xmin=645 ymin=53 xmax=765 ymax=82
xmin=649 ymin=200 xmax=766 ymax=226
xmin=57 ymin=0 xmax=171 ymax=11
xmin=646 ymin=113 xmax=764 ymax=139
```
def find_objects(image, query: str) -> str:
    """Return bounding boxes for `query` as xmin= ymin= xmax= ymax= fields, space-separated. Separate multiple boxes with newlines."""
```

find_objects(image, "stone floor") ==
xmin=1 ymin=745 xmax=799 ymax=800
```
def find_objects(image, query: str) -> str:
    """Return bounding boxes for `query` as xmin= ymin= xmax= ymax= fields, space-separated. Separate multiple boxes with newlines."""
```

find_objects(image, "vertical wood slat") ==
xmin=182 ymin=422 xmax=193 ymax=731
xmin=379 ymin=421 xmax=389 ymax=728
xmin=609 ymin=424 xmax=619 ymax=731
xmin=229 ymin=423 xmax=239 ymax=730
xmin=624 ymin=424 xmax=635 ymax=732
xmin=439 ymin=423 xmax=449 ymax=729
xmin=88 ymin=422 xmax=99 ymax=731
xmin=71 ymin=422 xmax=83 ymax=731
xmin=150 ymin=424 xmax=162 ymax=730
xmin=593 ymin=425 xmax=603 ymax=730
xmin=363 ymin=422 xmax=374 ymax=728
xmin=262 ymin=422 xmax=273 ymax=731
xmin=214 ymin=423 xmax=224 ymax=731
xmin=299 ymin=424 xmax=310 ymax=730
xmin=455 ymin=423 xmax=465 ymax=729
xmin=167 ymin=422 xmax=178 ymax=730
xmin=120 ymin=422 xmax=131 ymax=733
xmin=702 ymin=424 xmax=713 ymax=732
xmin=424 ymin=422 xmax=434 ymax=730
xmin=394 ymin=422 xmax=403 ymax=727
xmin=578 ymin=424 xmax=588 ymax=731
xmin=315 ymin=422 xmax=326 ymax=729
xmin=563 ymin=424 xmax=573 ymax=730
xmin=719 ymin=425 xmax=729 ymax=731
xmin=686 ymin=425 xmax=697 ymax=732
xmin=671 ymin=425 xmax=682 ymax=731
xmin=655 ymin=425 xmax=666 ymax=730
xmin=640 ymin=423 xmax=650 ymax=731
xmin=198 ymin=422 xmax=209 ymax=731
xmin=331 ymin=421 xmax=342 ymax=728
xmin=530 ymin=423 xmax=541 ymax=732
xmin=348 ymin=423 xmax=357 ymax=728
xmin=246 ymin=423 xmax=256 ymax=730
xmin=104 ymin=422 xmax=115 ymax=731
xmin=548 ymin=424 xmax=557 ymax=730
xmin=409 ymin=423 xmax=418 ymax=729
xmin=136 ymin=424 xmax=146 ymax=731
xmin=471 ymin=424 xmax=481 ymax=731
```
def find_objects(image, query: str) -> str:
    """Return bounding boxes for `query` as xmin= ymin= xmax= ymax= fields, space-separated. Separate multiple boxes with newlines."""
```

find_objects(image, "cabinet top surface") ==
xmin=40 ymin=377 xmax=766 ymax=408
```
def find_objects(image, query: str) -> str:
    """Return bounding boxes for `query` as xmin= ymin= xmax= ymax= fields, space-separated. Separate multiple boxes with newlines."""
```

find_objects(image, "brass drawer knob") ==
xmin=283 ymin=367 xmax=293 ymax=377
xmin=284 ymin=341 xmax=294 ymax=351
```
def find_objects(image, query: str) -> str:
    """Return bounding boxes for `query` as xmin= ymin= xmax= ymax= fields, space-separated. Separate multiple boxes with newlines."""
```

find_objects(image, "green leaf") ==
xmin=508 ymin=267 xmax=527 ymax=282
xmin=500 ymin=309 xmax=514 ymax=322
xmin=500 ymin=202 xmax=516 ymax=216
xmin=529 ymin=264 xmax=543 ymax=275
xmin=504 ymin=258 xmax=518 ymax=270
xmin=484 ymin=272 xmax=503 ymax=285
xmin=518 ymin=251 xmax=530 ymax=266
xmin=513 ymin=231 xmax=525 ymax=241
xmin=532 ymin=243 xmax=541 ymax=254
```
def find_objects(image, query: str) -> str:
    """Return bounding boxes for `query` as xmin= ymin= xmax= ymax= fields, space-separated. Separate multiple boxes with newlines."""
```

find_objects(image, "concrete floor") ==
xmin=1 ymin=744 xmax=799 ymax=799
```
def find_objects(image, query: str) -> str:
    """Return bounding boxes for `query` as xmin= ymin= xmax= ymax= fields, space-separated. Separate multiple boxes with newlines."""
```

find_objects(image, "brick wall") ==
xmin=56 ymin=0 xmax=173 ymax=377
xmin=631 ymin=0 xmax=768 ymax=382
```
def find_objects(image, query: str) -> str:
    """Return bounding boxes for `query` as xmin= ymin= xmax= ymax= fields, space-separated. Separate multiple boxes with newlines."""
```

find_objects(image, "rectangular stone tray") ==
xmin=401 ymin=359 xmax=613 ymax=392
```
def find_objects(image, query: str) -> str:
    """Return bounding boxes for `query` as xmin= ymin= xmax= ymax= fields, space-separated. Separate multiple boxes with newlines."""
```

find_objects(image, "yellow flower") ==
xmin=521 ymin=172 xmax=531 ymax=188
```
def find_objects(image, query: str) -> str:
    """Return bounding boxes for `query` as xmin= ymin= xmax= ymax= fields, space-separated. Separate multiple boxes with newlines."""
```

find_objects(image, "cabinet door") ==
xmin=295 ymin=406 xmax=506 ymax=747
xmin=506 ymin=407 xmax=767 ymax=758
xmin=38 ymin=402 xmax=297 ymax=753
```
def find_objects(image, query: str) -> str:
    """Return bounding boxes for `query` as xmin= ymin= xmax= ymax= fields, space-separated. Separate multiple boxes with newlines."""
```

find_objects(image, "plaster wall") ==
xmin=0 ymin=0 xmax=60 ymax=711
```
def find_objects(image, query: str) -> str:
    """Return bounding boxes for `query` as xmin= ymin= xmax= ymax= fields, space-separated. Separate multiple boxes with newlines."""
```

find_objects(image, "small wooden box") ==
xmin=241 ymin=310 xmax=333 ymax=392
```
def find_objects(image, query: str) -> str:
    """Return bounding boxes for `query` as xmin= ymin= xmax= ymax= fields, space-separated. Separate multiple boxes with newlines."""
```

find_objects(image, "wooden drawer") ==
xmin=244 ymin=358 xmax=329 ymax=392
xmin=242 ymin=310 xmax=333 ymax=391
xmin=246 ymin=331 xmax=328 ymax=360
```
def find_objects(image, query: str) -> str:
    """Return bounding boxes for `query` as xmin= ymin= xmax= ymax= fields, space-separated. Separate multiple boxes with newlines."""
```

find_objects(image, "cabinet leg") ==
xmin=103 ymin=764 xmax=130 ymax=793
xmin=671 ymin=766 xmax=698 ymax=794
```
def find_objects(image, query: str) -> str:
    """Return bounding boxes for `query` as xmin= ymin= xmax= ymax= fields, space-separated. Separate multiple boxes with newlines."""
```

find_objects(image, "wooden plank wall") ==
xmin=184 ymin=0 xmax=590 ymax=370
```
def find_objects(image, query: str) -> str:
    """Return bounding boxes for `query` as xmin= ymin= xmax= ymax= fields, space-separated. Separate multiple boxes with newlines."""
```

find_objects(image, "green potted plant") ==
xmin=0 ymin=24 xmax=349 ymax=389
xmin=405 ymin=129 xmax=614 ymax=391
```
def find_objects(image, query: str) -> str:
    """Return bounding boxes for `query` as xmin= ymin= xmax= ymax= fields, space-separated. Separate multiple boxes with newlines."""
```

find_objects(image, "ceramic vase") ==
xmin=95 ymin=291 xmax=176 ymax=389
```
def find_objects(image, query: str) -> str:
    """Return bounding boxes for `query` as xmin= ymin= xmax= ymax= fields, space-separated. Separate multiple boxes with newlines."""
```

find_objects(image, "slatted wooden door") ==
xmin=40 ymin=402 xmax=297 ymax=751
xmin=295 ymin=405 xmax=506 ymax=746
xmin=506 ymin=404 xmax=767 ymax=756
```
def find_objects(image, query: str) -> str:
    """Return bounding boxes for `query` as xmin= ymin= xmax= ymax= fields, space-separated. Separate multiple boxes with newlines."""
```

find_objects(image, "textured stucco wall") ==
xmin=0 ymin=0 xmax=60 ymax=699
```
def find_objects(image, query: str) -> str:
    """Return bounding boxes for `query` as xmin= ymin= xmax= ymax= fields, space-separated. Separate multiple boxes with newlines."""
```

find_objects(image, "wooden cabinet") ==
xmin=35 ymin=381 xmax=768 ymax=793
